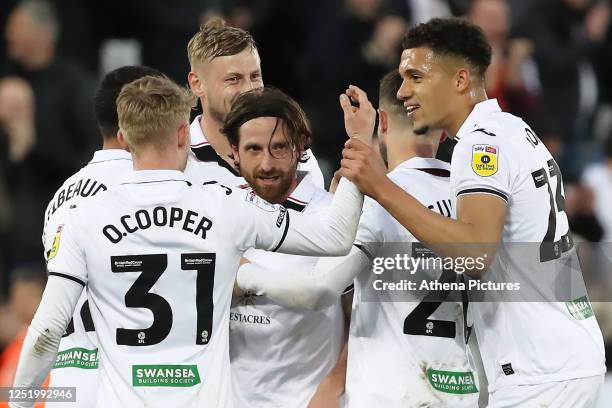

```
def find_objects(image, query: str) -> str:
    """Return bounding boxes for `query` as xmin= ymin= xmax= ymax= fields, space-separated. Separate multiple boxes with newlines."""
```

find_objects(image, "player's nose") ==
xmin=243 ymin=79 xmax=260 ymax=93
xmin=397 ymin=79 xmax=413 ymax=100
xmin=259 ymin=152 xmax=275 ymax=171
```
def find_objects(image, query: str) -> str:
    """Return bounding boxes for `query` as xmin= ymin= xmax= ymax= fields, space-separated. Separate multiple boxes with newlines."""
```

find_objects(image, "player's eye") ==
xmin=251 ymin=72 xmax=262 ymax=80
xmin=411 ymin=74 xmax=422 ymax=82
xmin=271 ymin=143 xmax=292 ymax=157
xmin=226 ymin=76 xmax=239 ymax=84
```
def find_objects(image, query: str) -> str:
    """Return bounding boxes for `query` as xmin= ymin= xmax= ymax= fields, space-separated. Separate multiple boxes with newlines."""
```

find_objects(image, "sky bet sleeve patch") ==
xmin=47 ymin=224 xmax=64 ymax=261
xmin=471 ymin=144 xmax=498 ymax=177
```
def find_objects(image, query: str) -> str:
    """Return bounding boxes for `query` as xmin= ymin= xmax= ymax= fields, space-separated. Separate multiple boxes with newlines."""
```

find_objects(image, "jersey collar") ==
xmin=89 ymin=149 xmax=132 ymax=164
xmin=394 ymin=157 xmax=450 ymax=177
xmin=189 ymin=115 xmax=240 ymax=176
xmin=120 ymin=170 xmax=191 ymax=186
xmin=283 ymin=171 xmax=318 ymax=212
xmin=455 ymin=98 xmax=502 ymax=141
xmin=189 ymin=115 xmax=209 ymax=147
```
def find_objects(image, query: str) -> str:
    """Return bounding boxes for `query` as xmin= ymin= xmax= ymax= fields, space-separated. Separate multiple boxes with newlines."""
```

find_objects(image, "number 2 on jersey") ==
xmin=111 ymin=253 xmax=215 ymax=346
xmin=403 ymin=268 xmax=456 ymax=339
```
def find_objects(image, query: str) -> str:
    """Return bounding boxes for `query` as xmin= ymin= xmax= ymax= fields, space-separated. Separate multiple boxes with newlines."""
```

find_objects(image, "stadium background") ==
xmin=0 ymin=0 xmax=611 ymax=405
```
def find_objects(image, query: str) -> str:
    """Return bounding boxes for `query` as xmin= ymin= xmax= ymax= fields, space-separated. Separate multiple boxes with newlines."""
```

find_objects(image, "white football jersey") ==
xmin=189 ymin=115 xmax=325 ymax=189
xmin=43 ymin=149 xmax=132 ymax=407
xmin=230 ymin=175 xmax=344 ymax=408
xmin=450 ymin=99 xmax=606 ymax=392
xmin=46 ymin=170 xmax=296 ymax=408
xmin=347 ymin=158 xmax=479 ymax=408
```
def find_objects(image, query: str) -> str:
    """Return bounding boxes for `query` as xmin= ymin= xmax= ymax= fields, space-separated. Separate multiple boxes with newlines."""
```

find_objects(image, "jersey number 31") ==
xmin=111 ymin=253 xmax=215 ymax=346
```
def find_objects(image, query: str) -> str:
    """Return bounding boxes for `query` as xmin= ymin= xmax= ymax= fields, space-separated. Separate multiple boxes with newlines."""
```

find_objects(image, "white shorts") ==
xmin=488 ymin=375 xmax=604 ymax=408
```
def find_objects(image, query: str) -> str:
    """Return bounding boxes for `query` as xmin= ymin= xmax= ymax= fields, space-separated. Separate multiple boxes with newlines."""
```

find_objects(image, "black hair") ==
xmin=403 ymin=17 xmax=492 ymax=77
xmin=379 ymin=70 xmax=405 ymax=116
xmin=94 ymin=65 xmax=164 ymax=139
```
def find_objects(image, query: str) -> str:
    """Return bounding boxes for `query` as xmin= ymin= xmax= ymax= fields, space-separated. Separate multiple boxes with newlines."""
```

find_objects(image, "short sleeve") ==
xmin=46 ymin=208 xmax=87 ymax=287
xmin=451 ymin=133 xmax=512 ymax=203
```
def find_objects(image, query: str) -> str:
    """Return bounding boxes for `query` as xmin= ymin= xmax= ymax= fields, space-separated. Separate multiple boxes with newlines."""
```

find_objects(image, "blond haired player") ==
xmin=185 ymin=18 xmax=324 ymax=187
xmin=10 ymin=76 xmax=373 ymax=408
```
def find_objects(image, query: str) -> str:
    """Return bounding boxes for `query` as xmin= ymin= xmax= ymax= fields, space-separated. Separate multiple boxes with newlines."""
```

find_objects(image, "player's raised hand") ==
xmin=339 ymin=138 xmax=389 ymax=199
xmin=339 ymin=85 xmax=376 ymax=145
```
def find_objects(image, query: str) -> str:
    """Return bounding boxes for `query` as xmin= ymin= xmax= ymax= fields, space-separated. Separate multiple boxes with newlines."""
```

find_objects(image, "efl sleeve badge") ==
xmin=471 ymin=145 xmax=498 ymax=177
xmin=47 ymin=224 xmax=64 ymax=261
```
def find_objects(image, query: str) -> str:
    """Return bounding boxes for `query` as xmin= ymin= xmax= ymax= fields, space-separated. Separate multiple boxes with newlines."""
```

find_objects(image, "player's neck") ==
xmin=281 ymin=176 xmax=300 ymax=203
xmin=200 ymin=113 xmax=235 ymax=166
xmin=132 ymin=149 xmax=185 ymax=172
xmin=386 ymin=134 xmax=435 ymax=171
xmin=102 ymin=136 xmax=123 ymax=151
xmin=447 ymin=89 xmax=488 ymax=137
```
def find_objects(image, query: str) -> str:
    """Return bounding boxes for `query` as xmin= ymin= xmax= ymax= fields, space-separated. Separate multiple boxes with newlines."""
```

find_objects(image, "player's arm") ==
xmin=241 ymin=195 xmax=385 ymax=309
xmin=238 ymin=245 xmax=369 ymax=309
xmin=308 ymin=340 xmax=348 ymax=408
xmin=339 ymin=138 xmax=507 ymax=278
xmin=11 ymin=213 xmax=88 ymax=408
xmin=10 ymin=277 xmax=83 ymax=408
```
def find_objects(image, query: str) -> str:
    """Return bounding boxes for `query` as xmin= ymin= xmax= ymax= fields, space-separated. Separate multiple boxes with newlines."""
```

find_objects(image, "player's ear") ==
xmin=378 ymin=108 xmax=388 ymax=137
xmin=117 ymin=130 xmax=129 ymax=151
xmin=455 ymin=68 xmax=470 ymax=93
xmin=187 ymin=70 xmax=204 ymax=98
xmin=230 ymin=142 xmax=239 ymax=159
xmin=177 ymin=123 xmax=189 ymax=148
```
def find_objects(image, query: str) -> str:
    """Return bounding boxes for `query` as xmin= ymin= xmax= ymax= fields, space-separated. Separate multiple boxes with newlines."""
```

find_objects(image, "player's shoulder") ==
xmin=388 ymin=159 xmax=450 ymax=194
xmin=196 ymin=180 xmax=274 ymax=213
xmin=301 ymin=173 xmax=333 ymax=208
xmin=461 ymin=110 xmax=528 ymax=148
xmin=185 ymin=157 xmax=243 ymax=186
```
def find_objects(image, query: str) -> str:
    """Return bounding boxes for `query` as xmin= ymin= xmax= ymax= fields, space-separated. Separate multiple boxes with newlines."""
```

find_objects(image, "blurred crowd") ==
xmin=0 ymin=0 xmax=612 ymax=380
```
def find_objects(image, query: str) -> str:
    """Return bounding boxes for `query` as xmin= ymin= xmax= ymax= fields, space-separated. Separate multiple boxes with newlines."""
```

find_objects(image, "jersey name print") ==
xmin=101 ymin=206 xmax=214 ymax=243
xmin=45 ymin=178 xmax=107 ymax=223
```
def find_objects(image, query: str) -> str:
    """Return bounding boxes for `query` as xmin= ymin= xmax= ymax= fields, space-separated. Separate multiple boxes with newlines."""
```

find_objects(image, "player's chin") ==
xmin=253 ymin=184 xmax=282 ymax=203
xmin=413 ymin=124 xmax=430 ymax=135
